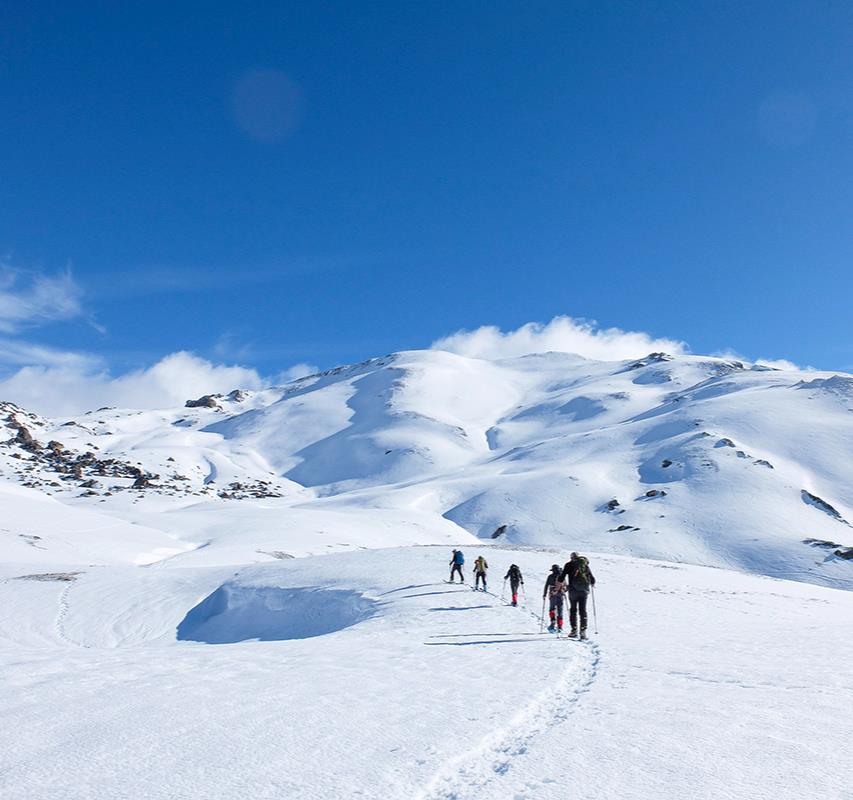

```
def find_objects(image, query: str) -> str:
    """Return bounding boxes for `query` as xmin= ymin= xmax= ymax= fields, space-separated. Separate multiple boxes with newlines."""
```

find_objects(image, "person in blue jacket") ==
xmin=449 ymin=549 xmax=465 ymax=583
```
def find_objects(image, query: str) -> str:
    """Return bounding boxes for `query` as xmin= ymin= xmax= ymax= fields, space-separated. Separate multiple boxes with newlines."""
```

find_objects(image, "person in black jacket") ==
xmin=504 ymin=564 xmax=524 ymax=606
xmin=560 ymin=552 xmax=596 ymax=639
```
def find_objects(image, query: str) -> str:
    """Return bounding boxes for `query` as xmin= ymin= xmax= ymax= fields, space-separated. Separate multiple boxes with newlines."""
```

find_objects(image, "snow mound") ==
xmin=176 ymin=583 xmax=377 ymax=644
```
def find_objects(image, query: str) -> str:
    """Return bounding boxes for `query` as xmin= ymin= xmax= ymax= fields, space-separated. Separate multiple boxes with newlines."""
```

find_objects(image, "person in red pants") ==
xmin=542 ymin=564 xmax=566 ymax=633
xmin=504 ymin=564 xmax=524 ymax=606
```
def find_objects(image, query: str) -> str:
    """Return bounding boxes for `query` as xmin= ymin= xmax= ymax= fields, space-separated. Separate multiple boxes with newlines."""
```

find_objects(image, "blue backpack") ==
xmin=454 ymin=551 xmax=465 ymax=565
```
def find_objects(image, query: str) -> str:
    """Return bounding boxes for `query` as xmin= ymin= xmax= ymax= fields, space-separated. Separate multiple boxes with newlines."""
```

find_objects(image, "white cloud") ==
xmin=711 ymin=348 xmax=814 ymax=373
xmin=431 ymin=316 xmax=687 ymax=362
xmin=0 ymin=349 xmax=319 ymax=418
xmin=754 ymin=358 xmax=810 ymax=372
xmin=0 ymin=265 xmax=83 ymax=333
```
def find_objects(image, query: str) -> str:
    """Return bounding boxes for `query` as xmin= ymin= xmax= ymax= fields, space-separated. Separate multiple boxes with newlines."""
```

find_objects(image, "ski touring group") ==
xmin=448 ymin=549 xmax=597 ymax=639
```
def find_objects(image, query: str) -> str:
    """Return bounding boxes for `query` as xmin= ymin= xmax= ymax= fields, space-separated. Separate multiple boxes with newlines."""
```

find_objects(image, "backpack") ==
xmin=508 ymin=565 xmax=520 ymax=581
xmin=549 ymin=577 xmax=565 ymax=597
xmin=571 ymin=557 xmax=591 ymax=590
xmin=454 ymin=551 xmax=465 ymax=565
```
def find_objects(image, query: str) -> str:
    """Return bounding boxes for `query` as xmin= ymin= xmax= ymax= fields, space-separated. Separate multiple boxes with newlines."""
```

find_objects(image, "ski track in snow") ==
xmin=417 ymin=585 xmax=600 ymax=800
xmin=54 ymin=580 xmax=88 ymax=649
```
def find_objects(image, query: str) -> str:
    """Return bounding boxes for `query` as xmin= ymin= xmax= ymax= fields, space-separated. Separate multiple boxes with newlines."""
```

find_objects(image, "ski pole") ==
xmin=539 ymin=596 xmax=546 ymax=633
xmin=501 ymin=578 xmax=506 ymax=601
xmin=591 ymin=585 xmax=599 ymax=634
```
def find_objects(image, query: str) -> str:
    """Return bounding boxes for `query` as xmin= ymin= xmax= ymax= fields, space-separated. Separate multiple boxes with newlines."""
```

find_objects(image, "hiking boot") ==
xmin=511 ymin=600 xmax=517 ymax=607
xmin=547 ymin=623 xmax=556 ymax=633
xmin=579 ymin=629 xmax=588 ymax=640
xmin=568 ymin=629 xmax=578 ymax=638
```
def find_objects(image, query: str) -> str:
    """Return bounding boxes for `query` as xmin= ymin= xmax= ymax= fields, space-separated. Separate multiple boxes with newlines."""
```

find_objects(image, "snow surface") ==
xmin=1 ymin=546 xmax=851 ymax=799
xmin=1 ymin=347 xmax=852 ymax=797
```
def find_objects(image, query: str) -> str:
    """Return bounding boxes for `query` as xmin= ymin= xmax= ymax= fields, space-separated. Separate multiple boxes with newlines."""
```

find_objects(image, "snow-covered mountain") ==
xmin=2 ymin=348 xmax=852 ymax=588
xmin=3 ymin=345 xmax=853 ymax=800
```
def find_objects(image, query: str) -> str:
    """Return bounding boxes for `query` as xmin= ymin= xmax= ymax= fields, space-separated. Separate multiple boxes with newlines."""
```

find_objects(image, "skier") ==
xmin=504 ymin=564 xmax=524 ymax=606
xmin=542 ymin=564 xmax=566 ymax=633
xmin=473 ymin=555 xmax=489 ymax=591
xmin=449 ymin=549 xmax=465 ymax=583
xmin=560 ymin=552 xmax=596 ymax=639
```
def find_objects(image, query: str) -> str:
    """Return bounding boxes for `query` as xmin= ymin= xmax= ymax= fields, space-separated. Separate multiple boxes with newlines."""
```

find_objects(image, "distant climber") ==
xmin=504 ymin=564 xmax=524 ymax=606
xmin=561 ymin=552 xmax=596 ymax=639
xmin=543 ymin=564 xmax=566 ymax=633
xmin=473 ymin=555 xmax=489 ymax=591
xmin=449 ymin=549 xmax=465 ymax=583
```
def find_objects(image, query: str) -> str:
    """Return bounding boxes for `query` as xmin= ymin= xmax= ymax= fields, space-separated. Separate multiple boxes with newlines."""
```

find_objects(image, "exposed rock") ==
xmin=803 ymin=538 xmax=842 ymax=549
xmin=256 ymin=550 xmax=294 ymax=560
xmin=801 ymin=490 xmax=848 ymax=524
xmin=13 ymin=422 xmax=41 ymax=451
xmin=835 ymin=548 xmax=853 ymax=560
xmin=14 ymin=572 xmax=82 ymax=582
xmin=661 ymin=459 xmax=673 ymax=468
xmin=185 ymin=394 xmax=222 ymax=409
xmin=628 ymin=352 xmax=673 ymax=370
xmin=491 ymin=524 xmax=508 ymax=539
xmin=80 ymin=479 xmax=99 ymax=489
xmin=645 ymin=489 xmax=667 ymax=498
xmin=607 ymin=499 xmax=620 ymax=511
xmin=754 ymin=459 xmax=774 ymax=469
xmin=715 ymin=438 xmax=736 ymax=448
xmin=227 ymin=389 xmax=249 ymax=402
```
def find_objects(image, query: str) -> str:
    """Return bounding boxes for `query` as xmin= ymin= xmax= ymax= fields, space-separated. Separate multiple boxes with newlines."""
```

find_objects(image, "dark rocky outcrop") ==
xmin=185 ymin=394 xmax=222 ymax=409
xmin=801 ymin=490 xmax=848 ymax=524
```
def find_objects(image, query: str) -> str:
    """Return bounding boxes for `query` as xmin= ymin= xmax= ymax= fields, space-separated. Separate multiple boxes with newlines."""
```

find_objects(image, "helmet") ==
xmin=570 ymin=551 xmax=579 ymax=559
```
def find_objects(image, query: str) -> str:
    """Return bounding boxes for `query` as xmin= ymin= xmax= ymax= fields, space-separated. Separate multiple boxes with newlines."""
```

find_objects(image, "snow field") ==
xmin=1 ymin=545 xmax=850 ymax=799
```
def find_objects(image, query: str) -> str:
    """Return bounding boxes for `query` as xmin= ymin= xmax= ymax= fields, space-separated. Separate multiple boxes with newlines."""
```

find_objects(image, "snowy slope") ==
xmin=0 ymin=546 xmax=850 ymax=799
xmin=2 ymin=346 xmax=853 ymax=799
xmin=2 ymin=349 xmax=852 ymax=588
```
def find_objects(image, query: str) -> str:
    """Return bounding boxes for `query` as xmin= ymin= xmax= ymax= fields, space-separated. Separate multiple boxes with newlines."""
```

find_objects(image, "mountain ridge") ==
xmin=2 ymin=348 xmax=852 ymax=588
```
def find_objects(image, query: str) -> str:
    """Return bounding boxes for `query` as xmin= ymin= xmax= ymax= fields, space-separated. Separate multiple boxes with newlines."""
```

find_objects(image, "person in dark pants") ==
xmin=504 ymin=564 xmax=524 ymax=606
xmin=449 ymin=549 xmax=465 ymax=583
xmin=560 ymin=552 xmax=596 ymax=639
xmin=542 ymin=564 xmax=566 ymax=633
xmin=473 ymin=555 xmax=489 ymax=591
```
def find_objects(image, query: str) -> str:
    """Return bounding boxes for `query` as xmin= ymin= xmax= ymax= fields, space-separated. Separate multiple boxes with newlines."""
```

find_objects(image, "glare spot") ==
xmin=231 ymin=69 xmax=303 ymax=143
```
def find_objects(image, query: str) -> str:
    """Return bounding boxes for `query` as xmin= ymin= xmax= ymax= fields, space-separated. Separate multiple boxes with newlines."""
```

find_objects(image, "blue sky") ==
xmin=1 ymin=2 xmax=851 ymax=411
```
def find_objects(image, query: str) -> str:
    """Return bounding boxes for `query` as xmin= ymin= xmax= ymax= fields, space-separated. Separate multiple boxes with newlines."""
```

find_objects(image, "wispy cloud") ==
xmin=0 ymin=350 xmax=267 ymax=416
xmin=432 ymin=316 xmax=687 ymax=362
xmin=84 ymin=254 xmax=369 ymax=300
xmin=0 ymin=264 xmax=84 ymax=333
xmin=0 ymin=341 xmax=318 ymax=417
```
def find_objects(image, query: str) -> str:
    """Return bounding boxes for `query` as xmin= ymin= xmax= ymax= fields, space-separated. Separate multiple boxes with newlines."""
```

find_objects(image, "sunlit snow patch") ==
xmin=176 ymin=583 xmax=377 ymax=644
